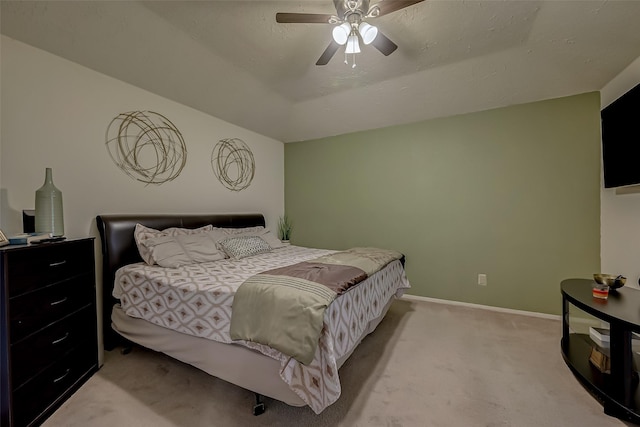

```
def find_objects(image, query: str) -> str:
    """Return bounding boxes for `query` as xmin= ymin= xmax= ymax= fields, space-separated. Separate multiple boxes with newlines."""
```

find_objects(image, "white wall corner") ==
xmin=600 ymin=54 xmax=640 ymax=289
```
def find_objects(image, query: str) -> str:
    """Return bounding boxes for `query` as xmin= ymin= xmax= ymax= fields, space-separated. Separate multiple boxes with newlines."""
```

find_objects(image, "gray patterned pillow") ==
xmin=211 ymin=226 xmax=287 ymax=249
xmin=219 ymin=236 xmax=271 ymax=259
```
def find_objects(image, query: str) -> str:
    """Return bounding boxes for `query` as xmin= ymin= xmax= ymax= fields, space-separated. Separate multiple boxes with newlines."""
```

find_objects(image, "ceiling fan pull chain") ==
xmin=344 ymin=50 xmax=357 ymax=68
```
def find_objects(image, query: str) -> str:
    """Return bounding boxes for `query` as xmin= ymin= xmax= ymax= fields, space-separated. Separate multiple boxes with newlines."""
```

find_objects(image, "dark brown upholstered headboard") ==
xmin=96 ymin=213 xmax=266 ymax=350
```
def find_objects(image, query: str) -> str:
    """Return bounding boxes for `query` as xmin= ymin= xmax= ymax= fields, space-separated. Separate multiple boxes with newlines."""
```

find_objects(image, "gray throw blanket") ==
xmin=229 ymin=247 xmax=402 ymax=364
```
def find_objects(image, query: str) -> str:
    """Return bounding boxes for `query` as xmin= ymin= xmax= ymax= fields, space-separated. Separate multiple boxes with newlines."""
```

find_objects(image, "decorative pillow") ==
xmin=256 ymin=230 xmax=288 ymax=249
xmin=218 ymin=236 xmax=272 ymax=260
xmin=134 ymin=223 xmax=213 ymax=265
xmin=212 ymin=226 xmax=287 ymax=250
xmin=144 ymin=232 xmax=226 ymax=268
xmin=214 ymin=226 xmax=265 ymax=236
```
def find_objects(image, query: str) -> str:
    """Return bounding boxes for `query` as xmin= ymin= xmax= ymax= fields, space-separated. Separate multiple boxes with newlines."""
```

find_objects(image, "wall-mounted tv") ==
xmin=601 ymin=83 xmax=640 ymax=188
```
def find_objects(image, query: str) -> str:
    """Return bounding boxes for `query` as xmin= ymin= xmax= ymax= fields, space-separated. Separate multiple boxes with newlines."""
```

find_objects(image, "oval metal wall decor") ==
xmin=211 ymin=138 xmax=255 ymax=191
xmin=105 ymin=111 xmax=187 ymax=185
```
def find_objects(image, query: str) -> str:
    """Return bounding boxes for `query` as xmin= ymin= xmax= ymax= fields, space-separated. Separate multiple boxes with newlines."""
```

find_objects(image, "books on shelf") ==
xmin=589 ymin=326 xmax=640 ymax=347
xmin=589 ymin=327 xmax=610 ymax=345
xmin=589 ymin=347 xmax=611 ymax=373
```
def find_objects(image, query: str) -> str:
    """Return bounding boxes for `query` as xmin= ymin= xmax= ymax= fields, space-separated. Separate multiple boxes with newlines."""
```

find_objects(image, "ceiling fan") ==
xmin=276 ymin=0 xmax=425 ymax=67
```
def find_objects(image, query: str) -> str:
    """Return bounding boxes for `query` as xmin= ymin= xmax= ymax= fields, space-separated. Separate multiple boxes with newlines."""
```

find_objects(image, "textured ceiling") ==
xmin=2 ymin=1 xmax=640 ymax=142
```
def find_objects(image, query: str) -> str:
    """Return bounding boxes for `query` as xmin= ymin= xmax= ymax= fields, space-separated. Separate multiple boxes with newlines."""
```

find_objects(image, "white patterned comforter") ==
xmin=114 ymin=245 xmax=410 ymax=413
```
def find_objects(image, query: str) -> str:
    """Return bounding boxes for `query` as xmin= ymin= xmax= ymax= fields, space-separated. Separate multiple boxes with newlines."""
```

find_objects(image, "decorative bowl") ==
xmin=593 ymin=273 xmax=627 ymax=289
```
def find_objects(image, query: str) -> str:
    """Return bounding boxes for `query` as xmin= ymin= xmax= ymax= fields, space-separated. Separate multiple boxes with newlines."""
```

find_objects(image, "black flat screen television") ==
xmin=601 ymin=83 xmax=640 ymax=188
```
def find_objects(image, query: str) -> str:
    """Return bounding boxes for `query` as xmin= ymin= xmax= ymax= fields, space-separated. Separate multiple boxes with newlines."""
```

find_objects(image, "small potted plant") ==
xmin=278 ymin=214 xmax=293 ymax=243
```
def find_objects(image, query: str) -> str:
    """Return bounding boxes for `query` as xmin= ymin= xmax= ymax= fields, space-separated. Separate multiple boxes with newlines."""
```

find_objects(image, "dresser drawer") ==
xmin=5 ymin=240 xmax=94 ymax=297
xmin=12 ymin=345 xmax=96 ymax=427
xmin=9 ymin=274 xmax=94 ymax=342
xmin=11 ymin=306 xmax=96 ymax=389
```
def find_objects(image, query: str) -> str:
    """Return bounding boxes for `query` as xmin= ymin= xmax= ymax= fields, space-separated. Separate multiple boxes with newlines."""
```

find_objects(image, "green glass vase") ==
xmin=35 ymin=168 xmax=64 ymax=236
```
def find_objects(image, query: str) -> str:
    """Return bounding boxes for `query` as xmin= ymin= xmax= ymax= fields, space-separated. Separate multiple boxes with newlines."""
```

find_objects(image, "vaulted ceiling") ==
xmin=2 ymin=1 xmax=640 ymax=142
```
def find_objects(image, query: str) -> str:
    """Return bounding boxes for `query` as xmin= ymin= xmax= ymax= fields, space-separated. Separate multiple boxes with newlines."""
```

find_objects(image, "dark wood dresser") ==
xmin=1 ymin=238 xmax=98 ymax=427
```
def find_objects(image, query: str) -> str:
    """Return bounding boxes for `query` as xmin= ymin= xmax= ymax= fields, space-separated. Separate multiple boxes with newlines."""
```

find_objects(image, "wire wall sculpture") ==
xmin=105 ymin=111 xmax=187 ymax=185
xmin=211 ymin=138 xmax=255 ymax=191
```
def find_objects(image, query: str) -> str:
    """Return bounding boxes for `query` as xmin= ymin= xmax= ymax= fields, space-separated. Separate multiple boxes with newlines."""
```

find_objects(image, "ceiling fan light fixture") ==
xmin=358 ymin=22 xmax=378 ymax=45
xmin=276 ymin=0 xmax=423 ymax=66
xmin=332 ymin=22 xmax=351 ymax=45
xmin=345 ymin=34 xmax=361 ymax=54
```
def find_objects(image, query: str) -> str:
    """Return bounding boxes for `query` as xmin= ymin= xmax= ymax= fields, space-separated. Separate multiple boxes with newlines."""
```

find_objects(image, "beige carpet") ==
xmin=44 ymin=299 xmax=628 ymax=427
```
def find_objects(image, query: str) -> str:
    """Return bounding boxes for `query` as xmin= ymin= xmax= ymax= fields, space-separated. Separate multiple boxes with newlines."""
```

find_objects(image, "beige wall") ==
xmin=0 ymin=36 xmax=284 ymax=236
xmin=285 ymin=92 xmax=601 ymax=315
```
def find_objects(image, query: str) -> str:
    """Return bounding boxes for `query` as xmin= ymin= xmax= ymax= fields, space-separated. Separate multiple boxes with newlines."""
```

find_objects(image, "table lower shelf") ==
xmin=562 ymin=333 xmax=640 ymax=423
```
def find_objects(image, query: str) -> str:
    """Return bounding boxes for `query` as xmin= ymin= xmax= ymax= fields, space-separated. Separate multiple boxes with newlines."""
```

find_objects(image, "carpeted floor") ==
xmin=44 ymin=299 xmax=628 ymax=426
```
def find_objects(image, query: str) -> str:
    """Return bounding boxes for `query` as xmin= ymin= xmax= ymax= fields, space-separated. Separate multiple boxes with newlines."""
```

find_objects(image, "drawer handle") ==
xmin=49 ymin=260 xmax=67 ymax=267
xmin=52 ymin=332 xmax=70 ymax=345
xmin=50 ymin=297 xmax=68 ymax=306
xmin=53 ymin=368 xmax=71 ymax=383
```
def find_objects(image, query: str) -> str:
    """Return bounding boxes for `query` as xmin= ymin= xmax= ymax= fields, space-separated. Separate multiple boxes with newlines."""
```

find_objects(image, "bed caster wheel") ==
xmin=253 ymin=402 xmax=265 ymax=416
xmin=121 ymin=345 xmax=132 ymax=355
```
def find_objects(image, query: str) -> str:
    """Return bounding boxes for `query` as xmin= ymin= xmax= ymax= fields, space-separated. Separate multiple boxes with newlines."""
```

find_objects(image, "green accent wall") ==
xmin=285 ymin=92 xmax=601 ymax=315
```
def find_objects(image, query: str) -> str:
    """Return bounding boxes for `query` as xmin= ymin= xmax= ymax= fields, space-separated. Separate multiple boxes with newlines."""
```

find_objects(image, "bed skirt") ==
xmin=110 ymin=294 xmax=397 ymax=408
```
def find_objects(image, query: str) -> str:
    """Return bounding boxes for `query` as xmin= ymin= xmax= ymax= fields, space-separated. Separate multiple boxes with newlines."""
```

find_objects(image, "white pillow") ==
xmin=134 ymin=223 xmax=213 ymax=265
xmin=144 ymin=232 xmax=226 ymax=268
xmin=257 ymin=230 xmax=288 ymax=249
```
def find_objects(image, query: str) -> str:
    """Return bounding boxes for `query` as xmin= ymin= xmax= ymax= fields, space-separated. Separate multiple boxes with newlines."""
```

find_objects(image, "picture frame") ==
xmin=0 ymin=229 xmax=8 ymax=247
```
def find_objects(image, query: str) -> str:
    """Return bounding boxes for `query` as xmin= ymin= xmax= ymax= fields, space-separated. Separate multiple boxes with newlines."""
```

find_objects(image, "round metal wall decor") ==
xmin=211 ymin=138 xmax=255 ymax=191
xmin=105 ymin=111 xmax=187 ymax=185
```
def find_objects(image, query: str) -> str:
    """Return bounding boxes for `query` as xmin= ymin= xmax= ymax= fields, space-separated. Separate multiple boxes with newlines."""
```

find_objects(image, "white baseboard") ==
xmin=400 ymin=293 xmax=561 ymax=321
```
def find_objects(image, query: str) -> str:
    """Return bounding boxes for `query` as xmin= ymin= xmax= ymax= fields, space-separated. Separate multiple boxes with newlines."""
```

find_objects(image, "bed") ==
xmin=96 ymin=213 xmax=410 ymax=414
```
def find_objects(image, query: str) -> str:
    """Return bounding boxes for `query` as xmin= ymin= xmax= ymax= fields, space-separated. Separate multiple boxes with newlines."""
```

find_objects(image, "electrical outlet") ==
xmin=478 ymin=274 xmax=487 ymax=286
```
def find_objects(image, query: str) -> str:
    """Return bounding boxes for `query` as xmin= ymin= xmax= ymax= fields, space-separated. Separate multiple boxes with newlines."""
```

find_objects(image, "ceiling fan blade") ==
xmin=316 ymin=41 xmax=341 ymax=65
xmin=372 ymin=32 xmax=398 ymax=56
xmin=276 ymin=13 xmax=334 ymax=24
xmin=374 ymin=0 xmax=425 ymax=17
